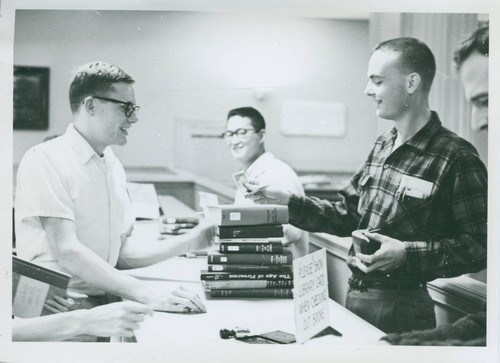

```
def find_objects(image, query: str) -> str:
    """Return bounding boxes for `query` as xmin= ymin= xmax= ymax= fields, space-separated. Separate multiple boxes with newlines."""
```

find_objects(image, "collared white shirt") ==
xmin=15 ymin=124 xmax=133 ymax=295
xmin=234 ymin=152 xmax=309 ymax=257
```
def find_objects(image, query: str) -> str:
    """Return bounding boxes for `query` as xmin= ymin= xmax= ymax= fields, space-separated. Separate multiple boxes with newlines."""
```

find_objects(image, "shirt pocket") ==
xmin=387 ymin=189 xmax=435 ymax=239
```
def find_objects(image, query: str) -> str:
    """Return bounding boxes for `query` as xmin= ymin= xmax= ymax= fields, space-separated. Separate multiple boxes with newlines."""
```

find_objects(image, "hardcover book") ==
xmin=203 ymin=279 xmax=293 ymax=289
xmin=218 ymin=238 xmax=283 ymax=243
xmin=200 ymin=270 xmax=293 ymax=281
xmin=208 ymin=252 xmax=293 ymax=265
xmin=208 ymin=264 xmax=293 ymax=273
xmin=218 ymin=224 xmax=284 ymax=239
xmin=209 ymin=288 xmax=293 ymax=298
xmin=12 ymin=256 xmax=71 ymax=318
xmin=206 ymin=204 xmax=289 ymax=226
xmin=219 ymin=242 xmax=283 ymax=254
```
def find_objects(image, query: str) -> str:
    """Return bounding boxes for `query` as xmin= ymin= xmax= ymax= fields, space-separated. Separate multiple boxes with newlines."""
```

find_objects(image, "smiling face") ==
xmin=226 ymin=115 xmax=265 ymax=168
xmin=91 ymin=82 xmax=138 ymax=152
xmin=364 ymin=50 xmax=411 ymax=121
xmin=459 ymin=50 xmax=488 ymax=131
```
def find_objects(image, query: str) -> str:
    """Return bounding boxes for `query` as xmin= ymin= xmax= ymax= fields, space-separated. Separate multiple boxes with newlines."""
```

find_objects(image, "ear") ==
xmin=258 ymin=129 xmax=266 ymax=144
xmin=406 ymin=73 xmax=421 ymax=95
xmin=83 ymin=96 xmax=96 ymax=116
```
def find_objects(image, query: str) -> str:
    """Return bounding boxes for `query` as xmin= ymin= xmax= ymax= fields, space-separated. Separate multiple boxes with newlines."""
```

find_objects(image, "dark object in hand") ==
xmin=352 ymin=230 xmax=380 ymax=255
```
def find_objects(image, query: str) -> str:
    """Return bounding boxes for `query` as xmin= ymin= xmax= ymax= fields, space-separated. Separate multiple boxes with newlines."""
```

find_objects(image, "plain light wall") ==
xmin=13 ymin=10 xmax=373 ymax=175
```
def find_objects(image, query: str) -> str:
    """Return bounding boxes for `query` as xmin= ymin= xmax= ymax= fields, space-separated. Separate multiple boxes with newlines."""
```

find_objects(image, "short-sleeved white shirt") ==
xmin=234 ymin=152 xmax=309 ymax=258
xmin=15 ymin=124 xmax=134 ymax=295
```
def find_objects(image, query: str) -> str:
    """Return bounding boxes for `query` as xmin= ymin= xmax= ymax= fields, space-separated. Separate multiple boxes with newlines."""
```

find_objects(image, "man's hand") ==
xmin=244 ymin=182 xmax=291 ymax=205
xmin=44 ymin=295 xmax=76 ymax=314
xmin=188 ymin=220 xmax=216 ymax=250
xmin=81 ymin=301 xmax=152 ymax=338
xmin=354 ymin=232 xmax=407 ymax=274
xmin=147 ymin=286 xmax=207 ymax=313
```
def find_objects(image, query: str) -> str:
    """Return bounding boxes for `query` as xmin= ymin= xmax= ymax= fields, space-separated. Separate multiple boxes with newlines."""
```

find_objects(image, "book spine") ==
xmin=219 ymin=242 xmax=283 ymax=254
xmin=212 ymin=205 xmax=289 ymax=226
xmin=201 ymin=271 xmax=293 ymax=280
xmin=13 ymin=257 xmax=70 ymax=289
xmin=218 ymin=225 xmax=284 ymax=239
xmin=204 ymin=280 xmax=293 ymax=289
xmin=208 ymin=253 xmax=293 ymax=265
xmin=210 ymin=288 xmax=293 ymax=298
xmin=208 ymin=264 xmax=292 ymax=273
xmin=217 ymin=238 xmax=282 ymax=243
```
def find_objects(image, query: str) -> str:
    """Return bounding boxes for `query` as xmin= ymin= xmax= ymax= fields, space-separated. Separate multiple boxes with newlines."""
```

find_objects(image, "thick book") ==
xmin=201 ymin=270 xmax=293 ymax=281
xmin=209 ymin=288 xmax=293 ymax=298
xmin=218 ymin=224 xmax=284 ymax=239
xmin=219 ymin=242 xmax=283 ymax=254
xmin=218 ymin=238 xmax=283 ymax=243
xmin=208 ymin=252 xmax=293 ymax=265
xmin=203 ymin=279 xmax=293 ymax=289
xmin=12 ymin=256 xmax=71 ymax=318
xmin=208 ymin=264 xmax=293 ymax=273
xmin=206 ymin=204 xmax=289 ymax=226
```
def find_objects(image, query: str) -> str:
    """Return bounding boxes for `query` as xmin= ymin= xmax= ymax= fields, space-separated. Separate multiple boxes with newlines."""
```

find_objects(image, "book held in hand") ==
xmin=12 ymin=256 xmax=71 ymax=318
xmin=206 ymin=204 xmax=289 ymax=226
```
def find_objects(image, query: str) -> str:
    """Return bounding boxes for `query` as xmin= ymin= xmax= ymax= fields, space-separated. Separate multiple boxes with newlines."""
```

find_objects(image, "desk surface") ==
xmin=129 ymin=258 xmax=385 ymax=345
xmin=126 ymin=238 xmax=385 ymax=345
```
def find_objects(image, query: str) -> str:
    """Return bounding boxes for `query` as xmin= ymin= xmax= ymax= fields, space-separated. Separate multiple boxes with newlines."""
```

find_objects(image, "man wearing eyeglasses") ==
xmin=15 ymin=62 xmax=209 ymax=340
xmin=224 ymin=107 xmax=308 ymax=258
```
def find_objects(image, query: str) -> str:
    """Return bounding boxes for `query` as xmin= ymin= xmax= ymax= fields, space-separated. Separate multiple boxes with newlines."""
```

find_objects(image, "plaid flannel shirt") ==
xmin=289 ymin=112 xmax=487 ymax=283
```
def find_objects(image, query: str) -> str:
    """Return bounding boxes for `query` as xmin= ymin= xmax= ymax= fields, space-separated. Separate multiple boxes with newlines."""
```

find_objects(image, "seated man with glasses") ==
xmin=223 ymin=107 xmax=308 ymax=258
xmin=15 ymin=61 xmax=211 ymax=341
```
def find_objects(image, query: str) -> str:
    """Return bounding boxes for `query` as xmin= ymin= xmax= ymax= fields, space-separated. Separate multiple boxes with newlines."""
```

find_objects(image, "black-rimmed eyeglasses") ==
xmin=222 ymin=128 xmax=259 ymax=141
xmin=92 ymin=96 xmax=140 ymax=117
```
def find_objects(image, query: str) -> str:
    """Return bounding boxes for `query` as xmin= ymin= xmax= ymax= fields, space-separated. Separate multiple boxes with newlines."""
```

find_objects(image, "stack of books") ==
xmin=202 ymin=204 xmax=293 ymax=299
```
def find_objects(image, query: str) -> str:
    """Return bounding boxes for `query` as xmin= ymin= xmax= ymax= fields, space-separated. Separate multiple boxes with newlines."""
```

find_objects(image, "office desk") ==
xmin=124 ymin=196 xmax=386 ymax=345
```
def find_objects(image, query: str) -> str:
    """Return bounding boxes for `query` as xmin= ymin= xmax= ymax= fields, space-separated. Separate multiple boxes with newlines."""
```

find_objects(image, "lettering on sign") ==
xmin=293 ymin=248 xmax=330 ymax=344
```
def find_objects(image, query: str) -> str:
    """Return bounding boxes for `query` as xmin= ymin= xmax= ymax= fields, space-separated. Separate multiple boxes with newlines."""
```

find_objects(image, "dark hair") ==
xmin=227 ymin=107 xmax=266 ymax=130
xmin=374 ymin=37 xmax=436 ymax=93
xmin=453 ymin=23 xmax=489 ymax=70
xmin=69 ymin=61 xmax=134 ymax=113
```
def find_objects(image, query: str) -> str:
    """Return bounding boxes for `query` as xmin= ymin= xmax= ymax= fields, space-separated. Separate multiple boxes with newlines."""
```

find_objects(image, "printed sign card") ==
xmin=293 ymin=248 xmax=330 ymax=344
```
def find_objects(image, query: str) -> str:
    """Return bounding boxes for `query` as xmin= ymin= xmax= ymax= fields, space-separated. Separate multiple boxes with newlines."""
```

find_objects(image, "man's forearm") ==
xmin=288 ymin=194 xmax=359 ymax=236
xmin=12 ymin=311 xmax=86 ymax=341
xmin=57 ymin=242 xmax=149 ymax=303
xmin=117 ymin=227 xmax=210 ymax=269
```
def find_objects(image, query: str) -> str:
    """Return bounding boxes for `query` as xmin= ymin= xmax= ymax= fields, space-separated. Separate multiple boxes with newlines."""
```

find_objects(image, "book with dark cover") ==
xmin=210 ymin=288 xmax=293 ymax=298
xmin=208 ymin=264 xmax=293 ymax=273
xmin=208 ymin=252 xmax=293 ymax=265
xmin=12 ymin=256 xmax=71 ymax=318
xmin=201 ymin=270 xmax=293 ymax=281
xmin=218 ymin=238 xmax=283 ymax=243
xmin=203 ymin=279 xmax=293 ymax=289
xmin=206 ymin=204 xmax=289 ymax=226
xmin=219 ymin=242 xmax=283 ymax=254
xmin=218 ymin=224 xmax=284 ymax=239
